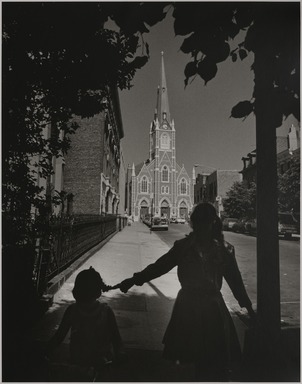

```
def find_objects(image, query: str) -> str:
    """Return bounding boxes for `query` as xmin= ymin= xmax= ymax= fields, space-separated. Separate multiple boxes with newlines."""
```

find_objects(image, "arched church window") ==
xmin=161 ymin=186 xmax=169 ymax=194
xmin=180 ymin=178 xmax=187 ymax=194
xmin=161 ymin=133 xmax=170 ymax=149
xmin=162 ymin=166 xmax=169 ymax=182
xmin=141 ymin=177 xmax=148 ymax=193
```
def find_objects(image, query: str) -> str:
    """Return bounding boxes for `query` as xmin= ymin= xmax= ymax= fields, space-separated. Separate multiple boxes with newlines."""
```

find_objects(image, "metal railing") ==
xmin=34 ymin=214 xmax=128 ymax=294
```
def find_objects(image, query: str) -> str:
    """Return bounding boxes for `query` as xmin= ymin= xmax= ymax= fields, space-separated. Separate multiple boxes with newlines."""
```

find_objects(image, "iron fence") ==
xmin=34 ymin=214 xmax=128 ymax=294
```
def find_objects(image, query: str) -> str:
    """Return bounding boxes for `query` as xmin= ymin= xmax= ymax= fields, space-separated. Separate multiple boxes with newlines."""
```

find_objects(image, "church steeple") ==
xmin=155 ymin=52 xmax=171 ymax=125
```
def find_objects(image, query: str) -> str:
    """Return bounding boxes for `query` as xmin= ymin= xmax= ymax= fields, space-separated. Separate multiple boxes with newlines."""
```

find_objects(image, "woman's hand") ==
xmin=119 ymin=278 xmax=135 ymax=293
xmin=246 ymin=304 xmax=257 ymax=325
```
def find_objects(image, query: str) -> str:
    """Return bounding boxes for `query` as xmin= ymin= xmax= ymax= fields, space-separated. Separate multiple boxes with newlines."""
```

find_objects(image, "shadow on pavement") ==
xmin=15 ymin=289 xmax=300 ymax=382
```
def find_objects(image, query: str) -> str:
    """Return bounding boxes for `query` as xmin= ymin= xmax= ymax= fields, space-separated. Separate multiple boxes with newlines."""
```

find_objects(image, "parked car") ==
xmin=151 ymin=217 xmax=169 ymax=231
xmin=143 ymin=215 xmax=152 ymax=227
xmin=232 ymin=219 xmax=247 ymax=233
xmin=176 ymin=217 xmax=186 ymax=224
xmin=222 ymin=218 xmax=238 ymax=231
xmin=245 ymin=219 xmax=257 ymax=235
xmin=278 ymin=212 xmax=299 ymax=239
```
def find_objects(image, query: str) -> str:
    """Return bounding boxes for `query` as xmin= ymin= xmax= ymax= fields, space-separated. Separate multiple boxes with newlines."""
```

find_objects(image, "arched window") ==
xmin=161 ymin=133 xmax=170 ymax=149
xmin=180 ymin=178 xmax=187 ymax=194
xmin=141 ymin=177 xmax=148 ymax=193
xmin=162 ymin=166 xmax=169 ymax=182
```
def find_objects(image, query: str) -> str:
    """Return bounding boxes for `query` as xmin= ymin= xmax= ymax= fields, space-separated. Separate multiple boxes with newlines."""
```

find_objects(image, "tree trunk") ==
xmin=254 ymin=14 xmax=281 ymax=344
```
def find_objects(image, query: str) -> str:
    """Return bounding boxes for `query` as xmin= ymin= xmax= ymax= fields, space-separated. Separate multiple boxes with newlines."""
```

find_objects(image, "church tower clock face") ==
xmin=160 ymin=132 xmax=170 ymax=150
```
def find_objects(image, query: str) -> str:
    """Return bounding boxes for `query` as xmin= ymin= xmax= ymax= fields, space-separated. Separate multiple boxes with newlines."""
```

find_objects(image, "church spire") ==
xmin=156 ymin=52 xmax=171 ymax=125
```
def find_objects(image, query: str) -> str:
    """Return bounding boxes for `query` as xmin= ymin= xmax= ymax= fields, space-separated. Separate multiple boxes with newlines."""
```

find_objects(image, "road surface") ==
xmin=153 ymin=222 xmax=300 ymax=326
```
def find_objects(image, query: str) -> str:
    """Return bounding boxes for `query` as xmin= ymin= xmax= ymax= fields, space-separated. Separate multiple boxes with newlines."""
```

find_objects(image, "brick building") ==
xmin=125 ymin=53 xmax=194 ymax=221
xmin=63 ymin=86 xmax=124 ymax=215
xmin=240 ymin=124 xmax=300 ymax=183
xmin=194 ymin=168 xmax=242 ymax=217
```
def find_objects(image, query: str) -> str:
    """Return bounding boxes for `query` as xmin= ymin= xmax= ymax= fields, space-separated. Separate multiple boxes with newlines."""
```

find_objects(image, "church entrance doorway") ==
xmin=161 ymin=200 xmax=170 ymax=218
xmin=140 ymin=200 xmax=149 ymax=219
xmin=179 ymin=201 xmax=188 ymax=219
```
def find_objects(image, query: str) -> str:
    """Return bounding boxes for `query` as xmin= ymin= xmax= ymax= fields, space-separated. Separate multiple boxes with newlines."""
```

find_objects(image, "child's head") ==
xmin=72 ymin=267 xmax=106 ymax=303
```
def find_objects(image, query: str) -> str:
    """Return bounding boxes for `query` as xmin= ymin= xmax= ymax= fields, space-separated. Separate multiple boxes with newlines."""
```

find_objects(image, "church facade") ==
xmin=126 ymin=53 xmax=194 ymax=221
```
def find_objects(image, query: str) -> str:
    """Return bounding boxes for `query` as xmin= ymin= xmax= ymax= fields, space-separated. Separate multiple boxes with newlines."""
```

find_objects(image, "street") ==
xmin=155 ymin=222 xmax=300 ymax=326
xmin=30 ymin=221 xmax=300 ymax=381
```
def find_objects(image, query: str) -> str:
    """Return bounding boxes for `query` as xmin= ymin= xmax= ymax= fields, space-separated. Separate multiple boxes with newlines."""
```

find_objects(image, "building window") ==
xmin=141 ymin=177 xmax=148 ymax=193
xmin=162 ymin=166 xmax=169 ymax=182
xmin=161 ymin=186 xmax=169 ymax=194
xmin=180 ymin=178 xmax=187 ymax=194
xmin=161 ymin=133 xmax=170 ymax=149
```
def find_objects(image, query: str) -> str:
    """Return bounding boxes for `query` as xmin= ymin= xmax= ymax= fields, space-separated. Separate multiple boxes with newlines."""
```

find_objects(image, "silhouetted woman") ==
xmin=118 ymin=202 xmax=255 ymax=381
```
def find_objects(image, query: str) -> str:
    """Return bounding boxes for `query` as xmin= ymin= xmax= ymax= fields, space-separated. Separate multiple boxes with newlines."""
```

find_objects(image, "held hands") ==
xmin=118 ymin=278 xmax=135 ymax=293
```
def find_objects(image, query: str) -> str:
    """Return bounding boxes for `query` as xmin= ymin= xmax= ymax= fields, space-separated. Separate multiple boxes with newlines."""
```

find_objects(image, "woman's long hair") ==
xmin=190 ymin=202 xmax=224 ymax=243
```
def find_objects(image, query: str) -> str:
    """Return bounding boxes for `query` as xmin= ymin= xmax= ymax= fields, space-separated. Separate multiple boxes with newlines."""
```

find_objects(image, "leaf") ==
xmin=139 ymin=3 xmax=167 ymax=27
xmin=184 ymin=61 xmax=197 ymax=79
xmin=226 ymin=22 xmax=240 ymax=39
xmin=145 ymin=42 xmax=150 ymax=57
xmin=207 ymin=41 xmax=230 ymax=63
xmin=173 ymin=4 xmax=196 ymax=36
xmin=197 ymin=58 xmax=217 ymax=84
xmin=129 ymin=55 xmax=148 ymax=70
xmin=239 ymin=48 xmax=248 ymax=60
xmin=231 ymin=100 xmax=254 ymax=119
xmin=180 ymin=33 xmax=197 ymax=54
xmin=244 ymin=24 xmax=257 ymax=52
xmin=234 ymin=4 xmax=255 ymax=29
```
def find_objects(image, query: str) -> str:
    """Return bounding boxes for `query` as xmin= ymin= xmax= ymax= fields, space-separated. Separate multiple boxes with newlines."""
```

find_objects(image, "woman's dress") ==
xmin=131 ymin=232 xmax=252 ymax=367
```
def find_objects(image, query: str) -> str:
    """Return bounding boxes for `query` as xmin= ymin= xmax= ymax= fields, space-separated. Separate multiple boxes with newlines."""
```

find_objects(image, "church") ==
xmin=126 ymin=53 xmax=194 ymax=221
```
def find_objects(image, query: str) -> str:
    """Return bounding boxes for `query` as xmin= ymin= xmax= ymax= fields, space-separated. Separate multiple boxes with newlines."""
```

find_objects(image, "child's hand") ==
xmin=119 ymin=278 xmax=135 ymax=293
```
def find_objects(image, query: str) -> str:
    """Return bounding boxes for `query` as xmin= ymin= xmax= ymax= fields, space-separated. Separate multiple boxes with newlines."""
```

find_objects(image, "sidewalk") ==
xmin=30 ymin=222 xmax=299 ymax=381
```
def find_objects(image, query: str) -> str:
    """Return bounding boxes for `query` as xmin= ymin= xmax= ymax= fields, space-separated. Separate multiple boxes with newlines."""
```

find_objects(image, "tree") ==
xmin=223 ymin=181 xmax=256 ymax=219
xmin=164 ymin=2 xmax=299 ymax=345
xmin=2 ymin=2 xmax=168 ymax=246
xmin=3 ymin=2 xmax=300 ymax=358
xmin=278 ymin=155 xmax=300 ymax=213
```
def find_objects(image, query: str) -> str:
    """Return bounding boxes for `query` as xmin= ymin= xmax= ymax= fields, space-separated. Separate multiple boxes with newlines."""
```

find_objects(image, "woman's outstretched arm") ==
xmin=119 ymin=240 xmax=183 ymax=293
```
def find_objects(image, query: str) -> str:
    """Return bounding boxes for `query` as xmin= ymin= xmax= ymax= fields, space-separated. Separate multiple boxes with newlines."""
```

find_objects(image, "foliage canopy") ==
xmin=3 ymin=2 xmax=300 ymax=246
xmin=223 ymin=181 xmax=256 ymax=219
xmin=278 ymin=155 xmax=300 ymax=213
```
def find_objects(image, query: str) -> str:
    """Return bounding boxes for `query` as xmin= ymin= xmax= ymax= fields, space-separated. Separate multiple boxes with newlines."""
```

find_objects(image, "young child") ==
xmin=46 ymin=267 xmax=124 ymax=372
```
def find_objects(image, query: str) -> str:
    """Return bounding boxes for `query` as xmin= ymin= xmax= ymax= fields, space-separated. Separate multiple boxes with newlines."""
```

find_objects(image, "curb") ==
xmin=45 ymin=230 xmax=119 ymax=297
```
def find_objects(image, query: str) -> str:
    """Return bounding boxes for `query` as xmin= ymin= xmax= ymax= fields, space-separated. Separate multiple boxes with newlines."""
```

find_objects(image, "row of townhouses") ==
xmin=33 ymin=86 xmax=125 ymax=218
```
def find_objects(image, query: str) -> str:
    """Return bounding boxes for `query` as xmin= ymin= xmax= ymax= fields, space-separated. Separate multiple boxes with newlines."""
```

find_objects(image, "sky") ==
xmin=118 ymin=7 xmax=298 ymax=175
